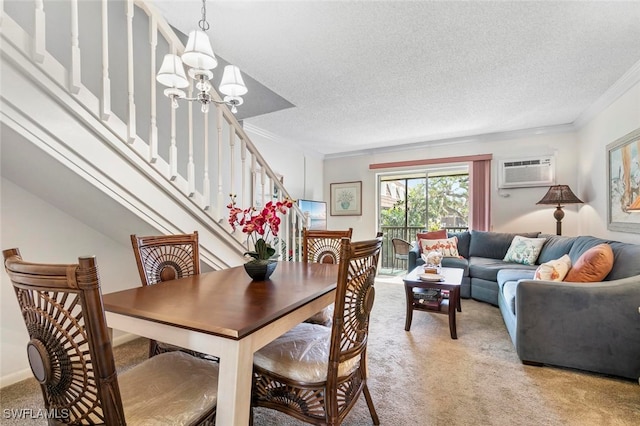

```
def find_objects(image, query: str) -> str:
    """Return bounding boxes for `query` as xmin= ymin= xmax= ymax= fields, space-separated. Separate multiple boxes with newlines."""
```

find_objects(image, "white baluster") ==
xmin=216 ymin=105 xmax=223 ymax=220
xmin=100 ymin=0 xmax=111 ymax=120
xmin=260 ymin=167 xmax=266 ymax=207
xmin=149 ymin=14 xmax=158 ymax=162
xmin=169 ymin=101 xmax=178 ymax=181
xmin=229 ymin=127 xmax=236 ymax=198
xmin=33 ymin=0 xmax=45 ymax=63
xmin=241 ymin=138 xmax=247 ymax=210
xmin=187 ymin=88 xmax=195 ymax=197
xmin=69 ymin=0 xmax=81 ymax=94
xmin=250 ymin=154 xmax=257 ymax=208
xmin=203 ymin=112 xmax=211 ymax=210
xmin=126 ymin=0 xmax=136 ymax=143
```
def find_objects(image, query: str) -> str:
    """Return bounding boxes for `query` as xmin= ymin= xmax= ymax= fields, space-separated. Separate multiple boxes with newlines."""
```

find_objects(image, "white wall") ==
xmin=324 ymin=130 xmax=580 ymax=240
xmin=0 ymin=178 xmax=141 ymax=386
xmin=245 ymin=128 xmax=325 ymax=201
xmin=577 ymin=81 xmax=640 ymax=243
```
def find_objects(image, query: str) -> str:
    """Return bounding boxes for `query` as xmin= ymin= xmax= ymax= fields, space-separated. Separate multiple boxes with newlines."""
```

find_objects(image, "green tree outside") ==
xmin=380 ymin=175 xmax=469 ymax=231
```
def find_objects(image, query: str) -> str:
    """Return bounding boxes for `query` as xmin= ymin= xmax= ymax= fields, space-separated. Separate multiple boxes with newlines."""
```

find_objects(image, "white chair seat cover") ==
xmin=253 ymin=323 xmax=360 ymax=383
xmin=118 ymin=351 xmax=219 ymax=425
xmin=305 ymin=303 xmax=334 ymax=326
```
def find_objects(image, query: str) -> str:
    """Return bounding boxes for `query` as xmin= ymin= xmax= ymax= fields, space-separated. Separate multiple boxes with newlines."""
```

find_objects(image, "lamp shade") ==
xmin=219 ymin=65 xmax=248 ymax=97
xmin=182 ymin=30 xmax=218 ymax=70
xmin=156 ymin=54 xmax=189 ymax=88
xmin=536 ymin=185 xmax=583 ymax=205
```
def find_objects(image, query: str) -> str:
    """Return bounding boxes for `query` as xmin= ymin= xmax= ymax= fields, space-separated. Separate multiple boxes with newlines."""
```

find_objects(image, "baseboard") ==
xmin=0 ymin=333 xmax=140 ymax=389
xmin=0 ymin=368 xmax=33 ymax=389
xmin=111 ymin=332 xmax=141 ymax=347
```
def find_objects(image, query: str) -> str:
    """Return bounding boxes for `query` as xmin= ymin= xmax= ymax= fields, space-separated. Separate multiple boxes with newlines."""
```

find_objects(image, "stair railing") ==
xmin=0 ymin=0 xmax=305 ymax=262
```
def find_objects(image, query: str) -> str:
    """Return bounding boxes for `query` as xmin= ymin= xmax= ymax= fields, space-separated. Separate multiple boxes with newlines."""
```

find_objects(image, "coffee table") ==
xmin=403 ymin=266 xmax=464 ymax=339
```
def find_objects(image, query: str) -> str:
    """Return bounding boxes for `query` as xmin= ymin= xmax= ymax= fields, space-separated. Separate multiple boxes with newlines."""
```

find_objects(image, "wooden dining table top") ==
xmin=103 ymin=261 xmax=339 ymax=340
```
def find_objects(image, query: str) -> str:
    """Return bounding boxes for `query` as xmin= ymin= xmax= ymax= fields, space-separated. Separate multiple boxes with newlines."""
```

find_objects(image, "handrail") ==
xmin=0 ymin=0 xmax=305 ymax=264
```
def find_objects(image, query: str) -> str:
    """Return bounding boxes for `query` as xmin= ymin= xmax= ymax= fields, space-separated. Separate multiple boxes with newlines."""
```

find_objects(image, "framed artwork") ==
xmin=298 ymin=199 xmax=327 ymax=230
xmin=607 ymin=127 xmax=640 ymax=233
xmin=330 ymin=181 xmax=362 ymax=216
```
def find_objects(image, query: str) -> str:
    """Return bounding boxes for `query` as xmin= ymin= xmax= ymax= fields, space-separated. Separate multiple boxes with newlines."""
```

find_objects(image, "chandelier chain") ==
xmin=198 ymin=0 xmax=210 ymax=32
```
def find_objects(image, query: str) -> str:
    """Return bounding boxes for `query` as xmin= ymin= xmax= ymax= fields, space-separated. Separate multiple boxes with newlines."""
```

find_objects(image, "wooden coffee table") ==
xmin=403 ymin=266 xmax=464 ymax=339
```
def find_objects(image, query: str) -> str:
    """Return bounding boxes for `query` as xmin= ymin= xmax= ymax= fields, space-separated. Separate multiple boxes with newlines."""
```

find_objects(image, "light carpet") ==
xmin=1 ymin=277 xmax=638 ymax=425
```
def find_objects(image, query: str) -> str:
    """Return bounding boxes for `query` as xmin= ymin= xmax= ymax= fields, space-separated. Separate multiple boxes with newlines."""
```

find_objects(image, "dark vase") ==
xmin=243 ymin=260 xmax=278 ymax=281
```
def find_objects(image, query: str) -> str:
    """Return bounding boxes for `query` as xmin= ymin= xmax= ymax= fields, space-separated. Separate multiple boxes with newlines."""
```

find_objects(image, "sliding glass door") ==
xmin=378 ymin=167 xmax=469 ymax=271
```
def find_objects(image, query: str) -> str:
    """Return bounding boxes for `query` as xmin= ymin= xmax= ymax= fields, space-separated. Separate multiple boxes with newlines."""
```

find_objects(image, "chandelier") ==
xmin=156 ymin=0 xmax=247 ymax=114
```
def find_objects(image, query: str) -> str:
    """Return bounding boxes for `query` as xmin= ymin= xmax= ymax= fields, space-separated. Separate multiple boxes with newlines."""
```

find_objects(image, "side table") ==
xmin=403 ymin=266 xmax=464 ymax=339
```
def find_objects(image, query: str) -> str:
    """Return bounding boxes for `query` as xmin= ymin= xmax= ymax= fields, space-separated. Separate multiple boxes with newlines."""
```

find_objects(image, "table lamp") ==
xmin=536 ymin=185 xmax=583 ymax=235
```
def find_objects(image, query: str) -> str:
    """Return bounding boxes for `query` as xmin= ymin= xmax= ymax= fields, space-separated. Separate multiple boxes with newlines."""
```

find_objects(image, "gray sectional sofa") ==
xmin=408 ymin=231 xmax=640 ymax=380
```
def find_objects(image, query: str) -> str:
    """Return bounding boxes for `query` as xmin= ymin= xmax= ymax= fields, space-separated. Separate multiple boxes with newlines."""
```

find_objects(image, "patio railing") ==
xmin=379 ymin=226 xmax=469 ymax=272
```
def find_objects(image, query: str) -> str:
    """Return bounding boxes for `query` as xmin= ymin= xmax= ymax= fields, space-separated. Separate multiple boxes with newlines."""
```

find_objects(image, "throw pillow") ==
xmin=419 ymin=236 xmax=459 ymax=257
xmin=416 ymin=229 xmax=447 ymax=253
xmin=534 ymin=254 xmax=572 ymax=281
xmin=564 ymin=243 xmax=614 ymax=282
xmin=503 ymin=236 xmax=547 ymax=265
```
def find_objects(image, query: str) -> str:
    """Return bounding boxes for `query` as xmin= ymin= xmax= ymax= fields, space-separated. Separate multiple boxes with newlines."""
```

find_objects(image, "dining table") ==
xmin=102 ymin=261 xmax=340 ymax=426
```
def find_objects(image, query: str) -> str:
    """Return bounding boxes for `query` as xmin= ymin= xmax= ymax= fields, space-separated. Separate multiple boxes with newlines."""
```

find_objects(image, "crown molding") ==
xmin=573 ymin=58 xmax=640 ymax=129
xmin=323 ymin=124 xmax=576 ymax=159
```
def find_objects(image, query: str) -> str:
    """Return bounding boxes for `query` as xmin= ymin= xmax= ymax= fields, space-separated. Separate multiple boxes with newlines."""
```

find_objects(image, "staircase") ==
xmin=0 ymin=0 xmax=306 ymax=268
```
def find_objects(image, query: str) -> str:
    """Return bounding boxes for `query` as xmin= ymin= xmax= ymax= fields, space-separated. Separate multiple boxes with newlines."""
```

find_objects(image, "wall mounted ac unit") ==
xmin=498 ymin=155 xmax=556 ymax=189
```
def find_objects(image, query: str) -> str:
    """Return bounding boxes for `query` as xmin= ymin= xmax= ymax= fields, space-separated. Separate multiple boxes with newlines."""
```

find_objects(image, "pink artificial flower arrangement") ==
xmin=227 ymin=194 xmax=294 ymax=261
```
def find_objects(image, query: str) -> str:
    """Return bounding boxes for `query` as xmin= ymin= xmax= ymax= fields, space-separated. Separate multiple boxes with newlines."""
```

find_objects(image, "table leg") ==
xmin=404 ymin=284 xmax=414 ymax=331
xmin=456 ymin=287 xmax=462 ymax=312
xmin=215 ymin=340 xmax=254 ymax=426
xmin=448 ymin=289 xmax=458 ymax=339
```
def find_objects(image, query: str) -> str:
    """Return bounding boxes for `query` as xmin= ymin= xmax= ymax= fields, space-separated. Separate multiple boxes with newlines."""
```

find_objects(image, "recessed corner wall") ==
xmin=577 ymin=80 xmax=640 ymax=244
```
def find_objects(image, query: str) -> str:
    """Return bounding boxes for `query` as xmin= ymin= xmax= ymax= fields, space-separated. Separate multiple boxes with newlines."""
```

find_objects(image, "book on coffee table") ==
xmin=413 ymin=289 xmax=442 ymax=309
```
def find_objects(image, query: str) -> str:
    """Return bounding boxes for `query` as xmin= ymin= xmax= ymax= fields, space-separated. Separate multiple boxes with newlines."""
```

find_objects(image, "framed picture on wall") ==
xmin=298 ymin=199 xmax=327 ymax=230
xmin=330 ymin=181 xmax=362 ymax=216
xmin=607 ymin=127 xmax=640 ymax=233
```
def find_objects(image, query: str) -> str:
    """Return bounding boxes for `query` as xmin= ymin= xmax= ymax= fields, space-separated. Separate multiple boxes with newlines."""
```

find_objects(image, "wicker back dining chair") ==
xmin=302 ymin=228 xmax=353 ymax=264
xmin=130 ymin=231 xmax=215 ymax=360
xmin=302 ymin=228 xmax=353 ymax=325
xmin=252 ymin=236 xmax=383 ymax=425
xmin=2 ymin=248 xmax=218 ymax=425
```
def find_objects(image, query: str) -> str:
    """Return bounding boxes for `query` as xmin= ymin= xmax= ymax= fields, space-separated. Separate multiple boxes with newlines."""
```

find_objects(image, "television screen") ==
xmin=298 ymin=199 xmax=327 ymax=230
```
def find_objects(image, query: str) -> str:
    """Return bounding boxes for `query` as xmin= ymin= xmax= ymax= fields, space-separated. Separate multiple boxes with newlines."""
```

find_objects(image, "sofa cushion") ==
xmin=564 ymin=243 xmax=614 ymax=282
xmin=502 ymin=280 xmax=518 ymax=315
xmin=537 ymin=235 xmax=576 ymax=264
xmin=419 ymin=236 xmax=459 ymax=257
xmin=567 ymin=236 xmax=610 ymax=263
xmin=534 ymin=255 xmax=571 ymax=281
xmin=441 ymin=256 xmax=469 ymax=276
xmin=416 ymin=229 xmax=447 ymax=253
xmin=468 ymin=231 xmax=540 ymax=259
xmin=503 ymin=236 xmax=547 ymax=265
xmin=607 ymin=241 xmax=640 ymax=280
xmin=448 ymin=231 xmax=471 ymax=259
xmin=497 ymin=268 xmax=536 ymax=287
xmin=469 ymin=257 xmax=537 ymax=282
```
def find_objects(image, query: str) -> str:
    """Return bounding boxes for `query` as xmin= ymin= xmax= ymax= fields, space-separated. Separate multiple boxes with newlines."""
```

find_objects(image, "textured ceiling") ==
xmin=152 ymin=0 xmax=640 ymax=157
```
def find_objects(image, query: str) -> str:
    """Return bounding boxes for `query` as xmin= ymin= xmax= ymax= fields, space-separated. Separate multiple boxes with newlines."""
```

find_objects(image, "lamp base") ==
xmin=553 ymin=205 xmax=565 ymax=236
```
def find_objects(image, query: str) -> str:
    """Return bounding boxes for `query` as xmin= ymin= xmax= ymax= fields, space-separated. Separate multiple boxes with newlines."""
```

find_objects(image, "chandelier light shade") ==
xmin=155 ymin=0 xmax=247 ymax=114
xmin=220 ymin=65 xmax=248 ymax=97
xmin=536 ymin=185 xmax=584 ymax=235
xmin=156 ymin=54 xmax=189 ymax=89
xmin=182 ymin=30 xmax=217 ymax=70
